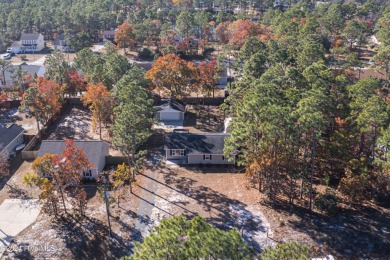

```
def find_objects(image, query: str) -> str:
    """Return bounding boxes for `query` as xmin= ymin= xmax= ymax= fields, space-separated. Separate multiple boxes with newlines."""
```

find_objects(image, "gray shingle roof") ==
xmin=164 ymin=133 xmax=230 ymax=155
xmin=0 ymin=124 xmax=24 ymax=153
xmin=155 ymin=98 xmax=186 ymax=112
xmin=2 ymin=64 xmax=44 ymax=84
xmin=38 ymin=141 xmax=110 ymax=169
xmin=53 ymin=34 xmax=65 ymax=46
xmin=103 ymin=30 xmax=115 ymax=36
xmin=20 ymin=33 xmax=41 ymax=41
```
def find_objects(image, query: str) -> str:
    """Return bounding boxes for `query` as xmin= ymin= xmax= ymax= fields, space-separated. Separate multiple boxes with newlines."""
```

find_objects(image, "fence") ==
xmin=182 ymin=97 xmax=225 ymax=106
xmin=105 ymin=156 xmax=128 ymax=165
xmin=0 ymin=100 xmax=21 ymax=108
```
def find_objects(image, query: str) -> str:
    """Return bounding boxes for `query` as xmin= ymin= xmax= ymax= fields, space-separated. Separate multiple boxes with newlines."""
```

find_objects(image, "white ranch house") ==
xmin=164 ymin=133 xmax=234 ymax=165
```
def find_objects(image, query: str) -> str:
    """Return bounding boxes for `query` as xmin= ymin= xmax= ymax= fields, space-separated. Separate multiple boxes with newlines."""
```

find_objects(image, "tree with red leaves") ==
xmin=215 ymin=21 xmax=231 ymax=44
xmin=82 ymin=83 xmax=114 ymax=139
xmin=146 ymin=54 xmax=198 ymax=97
xmin=20 ymin=76 xmax=63 ymax=131
xmin=65 ymin=70 xmax=85 ymax=97
xmin=54 ymin=139 xmax=92 ymax=216
xmin=197 ymin=60 xmax=219 ymax=97
xmin=228 ymin=20 xmax=272 ymax=47
xmin=24 ymin=140 xmax=92 ymax=217
xmin=115 ymin=23 xmax=135 ymax=54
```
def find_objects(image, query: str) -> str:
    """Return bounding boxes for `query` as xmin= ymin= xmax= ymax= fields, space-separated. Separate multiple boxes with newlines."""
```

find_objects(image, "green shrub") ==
xmin=259 ymin=242 xmax=309 ymax=260
xmin=314 ymin=189 xmax=339 ymax=215
xmin=138 ymin=48 xmax=152 ymax=60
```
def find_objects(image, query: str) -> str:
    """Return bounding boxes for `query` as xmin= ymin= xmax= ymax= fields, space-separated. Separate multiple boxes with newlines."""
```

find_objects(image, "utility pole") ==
xmin=309 ymin=131 xmax=316 ymax=212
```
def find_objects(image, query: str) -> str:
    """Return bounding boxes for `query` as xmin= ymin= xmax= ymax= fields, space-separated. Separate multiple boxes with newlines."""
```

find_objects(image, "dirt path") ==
xmin=131 ymin=171 xmax=159 ymax=242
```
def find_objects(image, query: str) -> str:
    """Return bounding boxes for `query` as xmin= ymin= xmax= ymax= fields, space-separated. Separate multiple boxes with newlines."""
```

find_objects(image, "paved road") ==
xmin=0 ymin=199 xmax=41 ymax=256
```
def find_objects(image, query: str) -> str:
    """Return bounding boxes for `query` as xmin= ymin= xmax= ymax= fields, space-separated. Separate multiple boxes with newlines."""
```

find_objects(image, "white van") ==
xmin=1 ymin=53 xmax=11 ymax=60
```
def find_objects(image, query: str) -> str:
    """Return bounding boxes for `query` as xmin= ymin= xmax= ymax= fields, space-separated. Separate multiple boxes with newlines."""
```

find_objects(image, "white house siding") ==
xmin=84 ymin=168 xmax=98 ymax=180
xmin=165 ymin=150 xmax=187 ymax=161
xmin=20 ymin=35 xmax=44 ymax=52
xmin=0 ymin=133 xmax=24 ymax=158
xmin=97 ymin=145 xmax=109 ymax=173
xmin=188 ymin=154 xmax=234 ymax=165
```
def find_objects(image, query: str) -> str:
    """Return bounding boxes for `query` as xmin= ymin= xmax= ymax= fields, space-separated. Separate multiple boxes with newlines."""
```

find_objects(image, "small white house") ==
xmin=164 ymin=133 xmax=234 ymax=165
xmin=155 ymin=98 xmax=186 ymax=122
xmin=0 ymin=124 xmax=24 ymax=159
xmin=9 ymin=33 xmax=44 ymax=54
xmin=37 ymin=140 xmax=110 ymax=179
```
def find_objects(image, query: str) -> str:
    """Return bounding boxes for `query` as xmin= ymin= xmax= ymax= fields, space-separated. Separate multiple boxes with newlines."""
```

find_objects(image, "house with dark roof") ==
xmin=9 ymin=33 xmax=44 ymax=54
xmin=54 ymin=34 xmax=74 ymax=53
xmin=103 ymin=30 xmax=116 ymax=42
xmin=37 ymin=140 xmax=110 ymax=179
xmin=155 ymin=98 xmax=186 ymax=123
xmin=0 ymin=124 xmax=24 ymax=159
xmin=164 ymin=133 xmax=234 ymax=164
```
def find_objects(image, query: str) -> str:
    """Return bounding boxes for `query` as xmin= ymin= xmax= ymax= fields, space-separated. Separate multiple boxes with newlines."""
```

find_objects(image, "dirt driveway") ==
xmin=131 ymin=163 xmax=275 ymax=252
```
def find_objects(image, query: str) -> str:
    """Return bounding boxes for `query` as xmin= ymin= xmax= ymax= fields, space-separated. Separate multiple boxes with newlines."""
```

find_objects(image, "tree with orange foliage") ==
xmin=115 ymin=23 xmax=135 ymax=54
xmin=215 ymin=21 xmax=231 ymax=44
xmin=228 ymin=20 xmax=272 ymax=47
xmin=82 ymin=83 xmax=114 ymax=139
xmin=23 ymin=140 xmax=92 ymax=217
xmin=146 ymin=54 xmax=198 ymax=97
xmin=197 ymin=60 xmax=218 ymax=97
xmin=65 ymin=70 xmax=85 ymax=97
xmin=20 ymin=76 xmax=63 ymax=131
xmin=23 ymin=154 xmax=60 ymax=216
xmin=54 ymin=139 xmax=92 ymax=216
xmin=0 ymin=91 xmax=6 ymax=107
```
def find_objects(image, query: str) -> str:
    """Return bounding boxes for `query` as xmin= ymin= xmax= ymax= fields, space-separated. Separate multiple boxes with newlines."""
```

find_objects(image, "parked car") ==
xmin=1 ymin=53 xmax=11 ymax=60
xmin=6 ymin=47 xmax=12 ymax=53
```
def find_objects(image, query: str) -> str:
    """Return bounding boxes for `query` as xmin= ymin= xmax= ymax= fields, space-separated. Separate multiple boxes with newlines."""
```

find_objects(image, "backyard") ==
xmin=0 ymin=155 xmax=275 ymax=258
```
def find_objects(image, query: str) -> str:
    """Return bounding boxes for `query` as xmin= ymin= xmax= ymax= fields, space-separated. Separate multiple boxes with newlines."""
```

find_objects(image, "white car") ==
xmin=1 ymin=53 xmax=11 ymax=60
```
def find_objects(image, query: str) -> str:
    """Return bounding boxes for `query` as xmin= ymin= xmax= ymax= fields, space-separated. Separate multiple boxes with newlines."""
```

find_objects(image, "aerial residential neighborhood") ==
xmin=0 ymin=0 xmax=390 ymax=259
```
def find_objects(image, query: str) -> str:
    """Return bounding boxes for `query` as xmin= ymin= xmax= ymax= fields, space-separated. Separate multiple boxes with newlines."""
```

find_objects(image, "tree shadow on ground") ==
xmin=261 ymin=199 xmax=390 ymax=258
xmin=138 ymin=170 xmax=266 ymax=252
xmin=51 ymin=216 xmax=129 ymax=259
xmin=6 ymin=184 xmax=33 ymax=200
xmin=0 ymin=152 xmax=24 ymax=193
xmin=42 ymin=105 xmax=92 ymax=141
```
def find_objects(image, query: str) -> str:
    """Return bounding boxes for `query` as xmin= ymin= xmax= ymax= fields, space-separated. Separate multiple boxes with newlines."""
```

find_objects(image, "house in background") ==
xmin=37 ymin=140 xmax=110 ymax=179
xmin=9 ymin=33 xmax=44 ymax=54
xmin=0 ymin=124 xmax=24 ymax=159
xmin=103 ymin=30 xmax=116 ymax=42
xmin=0 ymin=64 xmax=45 ymax=88
xmin=164 ymin=132 xmax=234 ymax=164
xmin=155 ymin=98 xmax=186 ymax=125
xmin=54 ymin=34 xmax=74 ymax=52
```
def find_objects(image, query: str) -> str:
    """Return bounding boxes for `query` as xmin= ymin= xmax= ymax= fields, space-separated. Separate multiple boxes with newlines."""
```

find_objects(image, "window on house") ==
xmin=222 ymin=156 xmax=225 ymax=160
xmin=171 ymin=149 xmax=185 ymax=156
xmin=83 ymin=170 xmax=92 ymax=177
xmin=204 ymin=154 xmax=212 ymax=160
